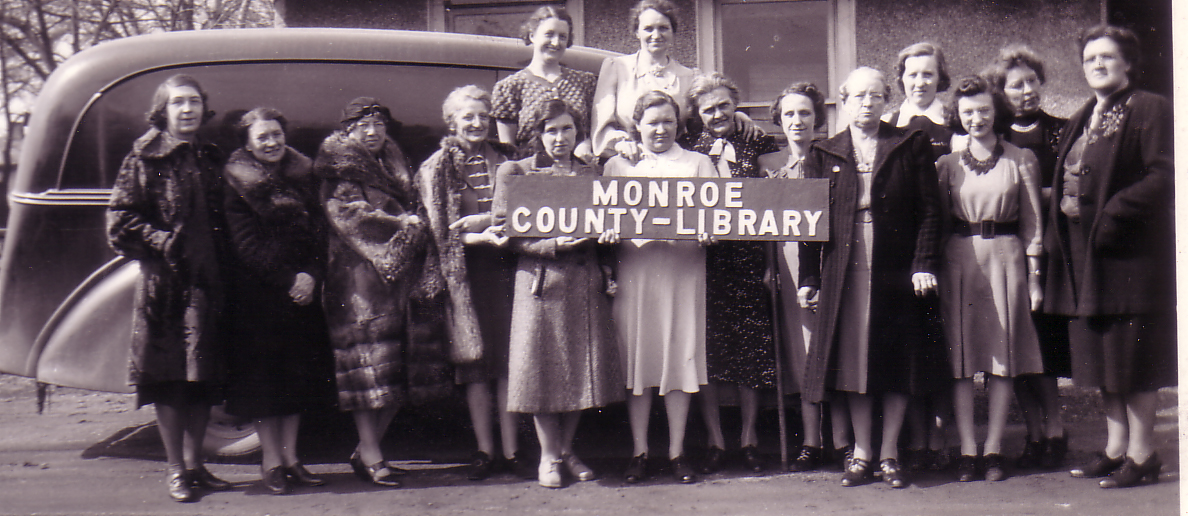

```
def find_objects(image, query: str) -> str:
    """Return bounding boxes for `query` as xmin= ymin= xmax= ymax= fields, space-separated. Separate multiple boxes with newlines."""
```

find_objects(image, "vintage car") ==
xmin=0 ymin=27 xmax=615 ymax=455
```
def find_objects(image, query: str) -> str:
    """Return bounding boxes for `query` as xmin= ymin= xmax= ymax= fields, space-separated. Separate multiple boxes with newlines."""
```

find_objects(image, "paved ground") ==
xmin=0 ymin=374 xmax=1179 ymax=515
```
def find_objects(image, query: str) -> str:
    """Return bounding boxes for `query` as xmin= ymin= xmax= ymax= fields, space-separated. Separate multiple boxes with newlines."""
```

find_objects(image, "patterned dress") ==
xmin=684 ymin=131 xmax=780 ymax=389
xmin=492 ymin=67 xmax=597 ymax=154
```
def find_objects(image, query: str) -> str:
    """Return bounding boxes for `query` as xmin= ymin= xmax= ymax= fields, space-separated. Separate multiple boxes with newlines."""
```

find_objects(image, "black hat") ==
xmin=341 ymin=97 xmax=392 ymax=126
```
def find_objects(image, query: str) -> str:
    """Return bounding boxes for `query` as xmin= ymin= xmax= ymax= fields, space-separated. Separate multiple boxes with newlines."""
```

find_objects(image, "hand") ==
xmin=697 ymin=232 xmax=717 ymax=246
xmin=912 ymin=272 xmax=937 ymax=297
xmin=449 ymin=213 xmax=492 ymax=234
xmin=597 ymin=228 xmax=621 ymax=245
xmin=734 ymin=111 xmax=765 ymax=141
xmin=462 ymin=225 xmax=508 ymax=247
xmin=797 ymin=286 xmax=818 ymax=311
xmin=1029 ymin=274 xmax=1044 ymax=311
xmin=289 ymin=272 xmax=316 ymax=306
xmin=404 ymin=214 xmax=422 ymax=227
xmin=613 ymin=139 xmax=642 ymax=164
xmin=555 ymin=236 xmax=589 ymax=251
xmin=575 ymin=140 xmax=595 ymax=164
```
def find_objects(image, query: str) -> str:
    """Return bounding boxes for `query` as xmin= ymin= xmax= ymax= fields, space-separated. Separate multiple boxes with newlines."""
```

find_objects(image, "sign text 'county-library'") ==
xmin=503 ymin=176 xmax=829 ymax=241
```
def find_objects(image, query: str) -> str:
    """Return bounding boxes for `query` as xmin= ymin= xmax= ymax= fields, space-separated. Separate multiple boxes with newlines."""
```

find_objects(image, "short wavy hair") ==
xmin=1079 ymin=24 xmax=1142 ymax=80
xmin=946 ymin=75 xmax=1013 ymax=136
xmin=839 ymin=67 xmax=891 ymax=102
xmin=146 ymin=74 xmax=216 ymax=130
xmin=982 ymin=45 xmax=1048 ymax=91
xmin=441 ymin=85 xmax=492 ymax=127
xmin=529 ymin=98 xmax=585 ymax=156
xmin=687 ymin=72 xmax=740 ymax=111
xmin=893 ymin=41 xmax=951 ymax=94
xmin=769 ymin=82 xmax=827 ymax=130
xmin=519 ymin=5 xmax=574 ymax=48
xmin=235 ymin=107 xmax=288 ymax=148
xmin=629 ymin=0 xmax=678 ymax=33
xmin=630 ymin=90 xmax=680 ymax=142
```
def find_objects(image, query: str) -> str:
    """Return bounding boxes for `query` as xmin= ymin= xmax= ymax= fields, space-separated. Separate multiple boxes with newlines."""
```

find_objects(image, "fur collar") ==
xmin=132 ymin=126 xmax=219 ymax=161
xmin=314 ymin=131 xmax=414 ymax=201
xmin=225 ymin=147 xmax=315 ymax=223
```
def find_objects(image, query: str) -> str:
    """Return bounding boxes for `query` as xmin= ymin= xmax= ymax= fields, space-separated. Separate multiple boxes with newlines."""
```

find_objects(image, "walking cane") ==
xmin=767 ymin=241 xmax=789 ymax=470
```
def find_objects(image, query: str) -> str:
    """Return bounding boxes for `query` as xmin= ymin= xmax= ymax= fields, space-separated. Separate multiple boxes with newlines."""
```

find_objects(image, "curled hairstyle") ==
xmin=520 ymin=6 xmax=574 ymax=47
xmin=441 ymin=85 xmax=492 ymax=128
xmin=839 ymin=67 xmax=891 ymax=102
xmin=146 ymin=74 xmax=215 ymax=130
xmin=629 ymin=0 xmax=678 ymax=33
xmin=529 ymin=98 xmax=585 ymax=156
xmin=894 ymin=41 xmax=951 ymax=94
xmin=982 ymin=44 xmax=1048 ymax=91
xmin=769 ymin=82 xmax=827 ymax=130
xmin=946 ymin=75 xmax=1013 ymax=136
xmin=340 ymin=97 xmax=392 ymax=130
xmin=1079 ymin=24 xmax=1142 ymax=80
xmin=630 ymin=90 xmax=680 ymax=142
xmin=687 ymin=72 xmax=740 ymax=112
xmin=236 ymin=107 xmax=288 ymax=148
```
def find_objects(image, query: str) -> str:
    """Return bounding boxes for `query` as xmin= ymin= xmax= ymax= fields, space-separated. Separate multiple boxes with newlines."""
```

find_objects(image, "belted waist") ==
xmin=952 ymin=218 xmax=1018 ymax=238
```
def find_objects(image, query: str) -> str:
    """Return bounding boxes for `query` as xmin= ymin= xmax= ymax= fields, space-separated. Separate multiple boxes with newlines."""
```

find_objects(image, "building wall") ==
xmin=583 ymin=0 xmax=698 ymax=67
xmin=856 ymin=0 xmax=1101 ymax=119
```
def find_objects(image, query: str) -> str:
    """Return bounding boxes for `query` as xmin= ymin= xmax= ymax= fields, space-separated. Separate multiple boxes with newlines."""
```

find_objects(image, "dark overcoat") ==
xmin=798 ymin=123 xmax=944 ymax=403
xmin=1043 ymin=87 xmax=1174 ymax=316
xmin=107 ymin=127 xmax=227 ymax=388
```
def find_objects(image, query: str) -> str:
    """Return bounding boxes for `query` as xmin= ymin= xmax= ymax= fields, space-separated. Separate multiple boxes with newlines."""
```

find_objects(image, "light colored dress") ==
xmin=605 ymin=145 xmax=716 ymax=395
xmin=937 ymin=140 xmax=1044 ymax=378
xmin=758 ymin=150 xmax=815 ymax=394
xmin=591 ymin=52 xmax=696 ymax=157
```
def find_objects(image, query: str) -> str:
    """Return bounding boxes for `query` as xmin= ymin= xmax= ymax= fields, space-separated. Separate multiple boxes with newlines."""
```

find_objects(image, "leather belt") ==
xmin=953 ymin=219 xmax=1018 ymax=238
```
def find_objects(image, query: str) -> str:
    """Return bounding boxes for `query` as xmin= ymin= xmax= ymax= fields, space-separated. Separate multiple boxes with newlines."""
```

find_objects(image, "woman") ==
xmin=591 ymin=0 xmax=755 ymax=162
xmin=607 ymin=91 xmax=716 ymax=484
xmin=797 ymin=67 xmax=944 ymax=489
xmin=492 ymin=6 xmax=597 ymax=159
xmin=1045 ymin=25 xmax=1174 ymax=488
xmin=107 ymin=74 xmax=232 ymax=502
xmin=418 ymin=85 xmax=529 ymax=481
xmin=757 ymin=82 xmax=831 ymax=473
xmin=682 ymin=72 xmax=778 ymax=475
xmin=494 ymin=100 xmax=624 ymax=488
xmin=982 ymin=45 xmax=1070 ymax=470
xmin=937 ymin=76 xmax=1044 ymax=483
xmin=316 ymin=97 xmax=430 ymax=488
xmin=222 ymin=108 xmax=335 ymax=495
xmin=885 ymin=42 xmax=954 ymax=160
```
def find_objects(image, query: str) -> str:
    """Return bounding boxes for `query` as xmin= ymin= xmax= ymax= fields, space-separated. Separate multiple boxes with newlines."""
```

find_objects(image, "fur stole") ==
xmin=314 ymin=130 xmax=416 ymax=205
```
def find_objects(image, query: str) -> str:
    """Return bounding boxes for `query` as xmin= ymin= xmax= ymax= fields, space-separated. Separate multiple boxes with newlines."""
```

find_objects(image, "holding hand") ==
xmin=461 ymin=225 xmax=508 ymax=247
xmin=449 ymin=213 xmax=493 ymax=234
xmin=912 ymin=272 xmax=937 ymax=297
xmin=797 ymin=286 xmax=818 ymax=311
xmin=613 ymin=139 xmax=642 ymax=164
xmin=289 ymin=272 xmax=316 ymax=305
xmin=597 ymin=228 xmax=621 ymax=245
xmin=555 ymin=236 xmax=589 ymax=251
xmin=697 ymin=232 xmax=718 ymax=246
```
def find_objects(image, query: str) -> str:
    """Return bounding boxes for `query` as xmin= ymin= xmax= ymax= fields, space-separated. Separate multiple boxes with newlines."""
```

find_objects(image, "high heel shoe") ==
xmin=562 ymin=453 xmax=596 ymax=482
xmin=362 ymin=460 xmax=401 ymax=487
xmin=956 ymin=455 xmax=979 ymax=482
xmin=165 ymin=464 xmax=195 ymax=503
xmin=984 ymin=453 xmax=1007 ymax=482
xmin=467 ymin=451 xmax=494 ymax=481
xmin=840 ymin=457 xmax=870 ymax=487
xmin=1070 ymin=451 xmax=1125 ymax=478
xmin=538 ymin=458 xmax=563 ymax=488
xmin=263 ymin=466 xmax=291 ymax=495
xmin=672 ymin=456 xmax=697 ymax=484
xmin=624 ymin=453 xmax=648 ymax=483
xmin=349 ymin=451 xmax=369 ymax=480
xmin=879 ymin=458 xmax=908 ymax=488
xmin=699 ymin=446 xmax=724 ymax=475
xmin=742 ymin=446 xmax=764 ymax=473
xmin=284 ymin=463 xmax=326 ymax=487
xmin=834 ymin=444 xmax=855 ymax=471
xmin=1099 ymin=454 xmax=1161 ymax=488
xmin=789 ymin=445 xmax=822 ymax=472
xmin=188 ymin=465 xmax=232 ymax=491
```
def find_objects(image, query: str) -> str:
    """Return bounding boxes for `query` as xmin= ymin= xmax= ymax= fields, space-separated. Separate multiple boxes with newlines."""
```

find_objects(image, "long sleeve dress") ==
xmin=604 ymin=146 xmax=716 ymax=396
xmin=493 ymin=153 xmax=624 ymax=413
xmin=936 ymin=141 xmax=1044 ymax=379
xmin=591 ymin=52 xmax=696 ymax=157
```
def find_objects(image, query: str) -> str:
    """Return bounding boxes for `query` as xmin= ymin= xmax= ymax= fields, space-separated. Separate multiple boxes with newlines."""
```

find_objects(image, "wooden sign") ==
xmin=502 ymin=176 xmax=829 ymax=241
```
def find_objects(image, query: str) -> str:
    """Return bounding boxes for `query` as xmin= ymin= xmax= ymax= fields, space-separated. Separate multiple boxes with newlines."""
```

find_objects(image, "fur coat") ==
xmin=107 ymin=127 xmax=227 ymax=388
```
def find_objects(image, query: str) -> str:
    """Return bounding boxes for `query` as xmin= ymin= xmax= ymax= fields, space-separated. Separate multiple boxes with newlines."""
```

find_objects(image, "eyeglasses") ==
xmin=850 ymin=92 xmax=885 ymax=102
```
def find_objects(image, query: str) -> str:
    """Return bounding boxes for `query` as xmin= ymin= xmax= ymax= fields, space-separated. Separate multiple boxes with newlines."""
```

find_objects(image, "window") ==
xmin=431 ymin=0 xmax=584 ymax=45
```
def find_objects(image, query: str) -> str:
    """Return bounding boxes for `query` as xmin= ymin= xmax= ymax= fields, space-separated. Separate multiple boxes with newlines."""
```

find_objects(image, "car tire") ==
xmin=203 ymin=404 xmax=261 ymax=457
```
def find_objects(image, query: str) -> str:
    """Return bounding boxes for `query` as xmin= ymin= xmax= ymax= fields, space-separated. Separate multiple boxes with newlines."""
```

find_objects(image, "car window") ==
xmin=61 ymin=62 xmax=511 ymax=189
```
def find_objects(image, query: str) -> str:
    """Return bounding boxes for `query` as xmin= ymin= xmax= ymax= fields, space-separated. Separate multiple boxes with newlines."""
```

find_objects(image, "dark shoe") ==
xmin=165 ymin=465 xmax=195 ymax=503
xmin=789 ymin=445 xmax=823 ymax=472
xmin=1015 ymin=438 xmax=1047 ymax=469
xmin=984 ymin=453 xmax=1007 ymax=482
xmin=263 ymin=466 xmax=291 ymax=495
xmin=349 ymin=451 xmax=369 ymax=481
xmin=1070 ymin=451 xmax=1125 ymax=478
xmin=1041 ymin=431 xmax=1069 ymax=469
xmin=840 ymin=457 xmax=870 ymax=487
xmin=879 ymin=458 xmax=908 ymax=488
xmin=672 ymin=456 xmax=697 ymax=484
xmin=903 ymin=448 xmax=927 ymax=472
xmin=699 ymin=446 xmax=725 ymax=475
xmin=835 ymin=444 xmax=855 ymax=471
xmin=284 ymin=463 xmax=326 ymax=487
xmin=363 ymin=460 xmax=401 ymax=487
xmin=742 ymin=446 xmax=764 ymax=473
xmin=624 ymin=453 xmax=648 ymax=483
xmin=188 ymin=465 xmax=232 ymax=491
xmin=927 ymin=448 xmax=952 ymax=471
xmin=956 ymin=455 xmax=979 ymax=482
xmin=562 ymin=453 xmax=596 ymax=482
xmin=1099 ymin=454 xmax=1161 ymax=488
xmin=467 ymin=451 xmax=494 ymax=481
xmin=507 ymin=453 xmax=537 ymax=480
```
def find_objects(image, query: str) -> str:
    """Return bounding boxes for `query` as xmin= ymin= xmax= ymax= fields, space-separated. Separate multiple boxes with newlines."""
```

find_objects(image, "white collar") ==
xmin=640 ymin=145 xmax=684 ymax=162
xmin=891 ymin=98 xmax=946 ymax=127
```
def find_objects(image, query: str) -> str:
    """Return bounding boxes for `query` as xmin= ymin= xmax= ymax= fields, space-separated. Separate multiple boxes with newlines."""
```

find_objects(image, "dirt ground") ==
xmin=0 ymin=373 xmax=1179 ymax=516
